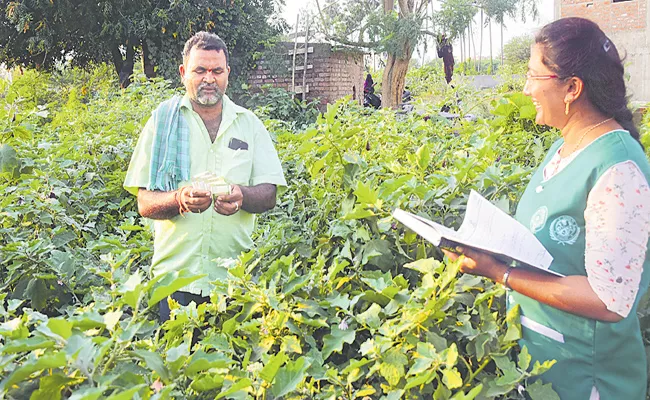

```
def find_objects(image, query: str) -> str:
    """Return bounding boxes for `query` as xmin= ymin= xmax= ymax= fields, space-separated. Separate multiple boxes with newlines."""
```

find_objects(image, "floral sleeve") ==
xmin=584 ymin=161 xmax=650 ymax=317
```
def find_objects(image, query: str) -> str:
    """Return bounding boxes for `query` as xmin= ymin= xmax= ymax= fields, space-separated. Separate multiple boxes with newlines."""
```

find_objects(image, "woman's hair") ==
xmin=535 ymin=17 xmax=641 ymax=144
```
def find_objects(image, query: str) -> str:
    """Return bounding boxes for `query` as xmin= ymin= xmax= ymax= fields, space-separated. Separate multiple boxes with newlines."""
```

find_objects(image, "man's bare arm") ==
xmin=240 ymin=183 xmax=277 ymax=213
xmin=214 ymin=183 xmax=277 ymax=215
xmin=137 ymin=188 xmax=212 ymax=219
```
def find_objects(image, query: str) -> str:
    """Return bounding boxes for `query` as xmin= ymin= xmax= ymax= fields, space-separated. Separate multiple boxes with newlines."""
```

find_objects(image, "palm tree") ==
xmin=484 ymin=0 xmax=538 ymax=68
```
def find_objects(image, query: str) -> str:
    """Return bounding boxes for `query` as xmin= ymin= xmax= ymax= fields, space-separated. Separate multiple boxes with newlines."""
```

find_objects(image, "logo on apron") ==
xmin=549 ymin=215 xmax=580 ymax=245
xmin=530 ymin=206 xmax=548 ymax=233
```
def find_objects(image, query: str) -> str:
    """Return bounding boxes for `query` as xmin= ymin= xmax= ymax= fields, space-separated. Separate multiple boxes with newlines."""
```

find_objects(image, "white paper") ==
xmin=393 ymin=190 xmax=557 ymax=275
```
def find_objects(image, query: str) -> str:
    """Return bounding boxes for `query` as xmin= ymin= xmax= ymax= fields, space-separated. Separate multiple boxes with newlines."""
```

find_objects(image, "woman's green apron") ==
xmin=512 ymin=130 xmax=650 ymax=399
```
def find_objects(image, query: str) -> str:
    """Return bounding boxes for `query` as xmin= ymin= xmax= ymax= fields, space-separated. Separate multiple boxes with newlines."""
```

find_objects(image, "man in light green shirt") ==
xmin=124 ymin=32 xmax=286 ymax=320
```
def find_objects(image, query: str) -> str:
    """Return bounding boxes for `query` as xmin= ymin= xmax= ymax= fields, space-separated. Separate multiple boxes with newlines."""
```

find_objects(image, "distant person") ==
xmin=437 ymin=34 xmax=454 ymax=84
xmin=444 ymin=17 xmax=650 ymax=399
xmin=124 ymin=32 xmax=286 ymax=321
xmin=363 ymin=73 xmax=375 ymax=95
xmin=363 ymin=73 xmax=381 ymax=109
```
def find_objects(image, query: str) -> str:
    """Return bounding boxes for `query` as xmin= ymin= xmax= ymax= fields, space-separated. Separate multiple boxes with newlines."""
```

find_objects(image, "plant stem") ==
xmin=99 ymin=292 xmax=142 ymax=376
xmin=466 ymin=358 xmax=491 ymax=384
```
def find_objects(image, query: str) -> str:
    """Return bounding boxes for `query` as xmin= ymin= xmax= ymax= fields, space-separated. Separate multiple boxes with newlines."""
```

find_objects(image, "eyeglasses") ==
xmin=526 ymin=72 xmax=559 ymax=81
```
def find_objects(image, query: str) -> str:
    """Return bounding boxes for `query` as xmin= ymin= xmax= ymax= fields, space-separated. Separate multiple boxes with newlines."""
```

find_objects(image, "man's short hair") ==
xmin=183 ymin=32 xmax=229 ymax=65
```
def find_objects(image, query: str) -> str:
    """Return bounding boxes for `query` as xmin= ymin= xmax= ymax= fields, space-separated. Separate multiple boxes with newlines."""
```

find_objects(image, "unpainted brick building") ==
xmin=555 ymin=0 xmax=650 ymax=101
xmin=247 ymin=43 xmax=365 ymax=107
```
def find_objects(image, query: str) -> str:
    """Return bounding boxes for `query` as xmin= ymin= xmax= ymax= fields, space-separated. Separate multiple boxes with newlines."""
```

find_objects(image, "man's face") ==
xmin=180 ymin=48 xmax=230 ymax=107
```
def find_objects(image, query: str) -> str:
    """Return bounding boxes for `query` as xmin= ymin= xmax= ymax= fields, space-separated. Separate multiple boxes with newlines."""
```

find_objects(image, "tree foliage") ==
xmin=315 ymin=0 xmax=432 ymax=109
xmin=433 ymin=0 xmax=476 ymax=41
xmin=502 ymin=34 xmax=533 ymax=67
xmin=0 ymin=0 xmax=286 ymax=86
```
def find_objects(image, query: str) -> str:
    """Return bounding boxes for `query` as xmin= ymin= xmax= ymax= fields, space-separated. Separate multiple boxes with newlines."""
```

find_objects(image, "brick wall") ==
xmin=555 ymin=0 xmax=650 ymax=101
xmin=247 ymin=43 xmax=365 ymax=107
xmin=559 ymin=0 xmax=647 ymax=32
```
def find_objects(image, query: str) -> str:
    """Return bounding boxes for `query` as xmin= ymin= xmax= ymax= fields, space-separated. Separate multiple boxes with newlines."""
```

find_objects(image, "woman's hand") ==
xmin=443 ymin=246 xmax=623 ymax=322
xmin=442 ymin=246 xmax=508 ymax=283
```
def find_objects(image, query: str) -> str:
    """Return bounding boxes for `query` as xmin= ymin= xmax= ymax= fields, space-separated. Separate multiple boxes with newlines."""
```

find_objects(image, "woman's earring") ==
xmin=565 ymin=102 xmax=570 ymax=115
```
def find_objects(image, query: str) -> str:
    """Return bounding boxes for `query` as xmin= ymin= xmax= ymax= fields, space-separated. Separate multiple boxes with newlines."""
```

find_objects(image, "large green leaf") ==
xmin=215 ymin=378 xmax=252 ymax=399
xmin=260 ymin=352 xmax=288 ymax=383
xmin=67 ymin=386 xmax=106 ymax=400
xmin=450 ymin=384 xmax=483 ymax=400
xmin=356 ymin=303 xmax=382 ymax=329
xmin=147 ymin=270 xmax=206 ymax=307
xmin=104 ymin=385 xmax=148 ymax=400
xmin=47 ymin=318 xmax=73 ymax=340
xmin=280 ymin=336 xmax=302 ymax=355
xmin=379 ymin=348 xmax=408 ymax=387
xmin=132 ymin=350 xmax=171 ymax=382
xmin=190 ymin=374 xmax=225 ymax=392
xmin=185 ymin=350 xmax=233 ymax=378
xmin=442 ymin=368 xmax=462 ymax=389
xmin=407 ymin=342 xmax=438 ymax=376
xmin=0 ymin=352 xmax=67 ymax=391
xmin=526 ymin=380 xmax=560 ymax=400
xmin=322 ymin=326 xmax=356 ymax=360
xmin=29 ymin=374 xmax=80 ymax=400
xmin=118 ymin=272 xmax=143 ymax=309
xmin=0 ymin=144 xmax=20 ymax=176
xmin=0 ymin=336 xmax=55 ymax=354
xmin=271 ymin=357 xmax=309 ymax=398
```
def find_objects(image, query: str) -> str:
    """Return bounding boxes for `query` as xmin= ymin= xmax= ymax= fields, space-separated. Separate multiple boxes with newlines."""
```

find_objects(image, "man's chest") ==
xmin=203 ymin=117 xmax=222 ymax=142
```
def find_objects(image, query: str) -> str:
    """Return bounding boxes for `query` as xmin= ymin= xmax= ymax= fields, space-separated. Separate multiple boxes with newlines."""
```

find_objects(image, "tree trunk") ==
xmin=479 ymin=9 xmax=483 ymax=73
xmin=460 ymin=33 xmax=464 ymax=64
xmin=119 ymin=38 xmax=136 ymax=89
xmin=467 ymin=23 xmax=471 ymax=66
xmin=421 ymin=6 xmax=427 ymax=67
xmin=111 ymin=45 xmax=124 ymax=78
xmin=381 ymin=51 xmax=411 ymax=108
xmin=471 ymin=19 xmax=477 ymax=72
xmin=380 ymin=0 xmax=411 ymax=109
xmin=141 ymin=38 xmax=156 ymax=79
xmin=488 ymin=19 xmax=493 ymax=75
xmin=500 ymin=21 xmax=504 ymax=66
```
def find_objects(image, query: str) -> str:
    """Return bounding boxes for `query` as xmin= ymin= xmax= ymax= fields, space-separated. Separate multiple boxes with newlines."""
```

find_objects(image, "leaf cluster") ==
xmin=0 ymin=0 xmax=286 ymax=83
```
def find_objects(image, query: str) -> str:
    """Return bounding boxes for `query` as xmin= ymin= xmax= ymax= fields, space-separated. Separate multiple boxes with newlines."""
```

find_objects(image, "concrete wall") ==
xmin=555 ymin=0 xmax=650 ymax=102
xmin=247 ymin=43 xmax=365 ymax=107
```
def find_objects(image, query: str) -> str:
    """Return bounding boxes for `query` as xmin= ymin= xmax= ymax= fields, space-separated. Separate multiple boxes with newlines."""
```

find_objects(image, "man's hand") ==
xmin=213 ymin=183 xmax=277 ymax=215
xmin=214 ymin=184 xmax=243 ymax=215
xmin=180 ymin=187 xmax=212 ymax=214
xmin=137 ymin=187 xmax=211 ymax=220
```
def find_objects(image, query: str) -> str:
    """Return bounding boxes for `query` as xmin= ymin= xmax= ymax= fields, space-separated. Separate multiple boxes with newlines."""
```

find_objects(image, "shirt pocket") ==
xmin=223 ymin=147 xmax=253 ymax=186
xmin=520 ymin=315 xmax=565 ymax=343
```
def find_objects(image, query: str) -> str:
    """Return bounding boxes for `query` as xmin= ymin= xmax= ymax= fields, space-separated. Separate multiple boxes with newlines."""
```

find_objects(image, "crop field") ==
xmin=1 ymin=65 xmax=649 ymax=399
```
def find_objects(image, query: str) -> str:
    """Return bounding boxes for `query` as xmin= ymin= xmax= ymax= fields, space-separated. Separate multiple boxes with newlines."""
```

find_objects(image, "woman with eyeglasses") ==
xmin=444 ymin=17 xmax=650 ymax=399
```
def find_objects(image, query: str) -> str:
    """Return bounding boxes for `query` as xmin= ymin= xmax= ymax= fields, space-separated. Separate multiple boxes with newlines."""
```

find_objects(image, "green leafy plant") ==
xmin=236 ymin=84 xmax=321 ymax=131
xmin=0 ymin=63 xmax=580 ymax=399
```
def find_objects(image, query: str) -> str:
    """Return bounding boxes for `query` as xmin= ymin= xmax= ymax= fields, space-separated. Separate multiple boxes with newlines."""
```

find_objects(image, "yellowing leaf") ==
xmin=442 ymin=367 xmax=463 ymax=389
xmin=103 ymin=311 xmax=122 ymax=332
xmin=281 ymin=336 xmax=302 ymax=354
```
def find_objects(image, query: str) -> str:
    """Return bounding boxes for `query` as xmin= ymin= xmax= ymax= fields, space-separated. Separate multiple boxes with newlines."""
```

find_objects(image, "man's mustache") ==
xmin=199 ymin=84 xmax=220 ymax=92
